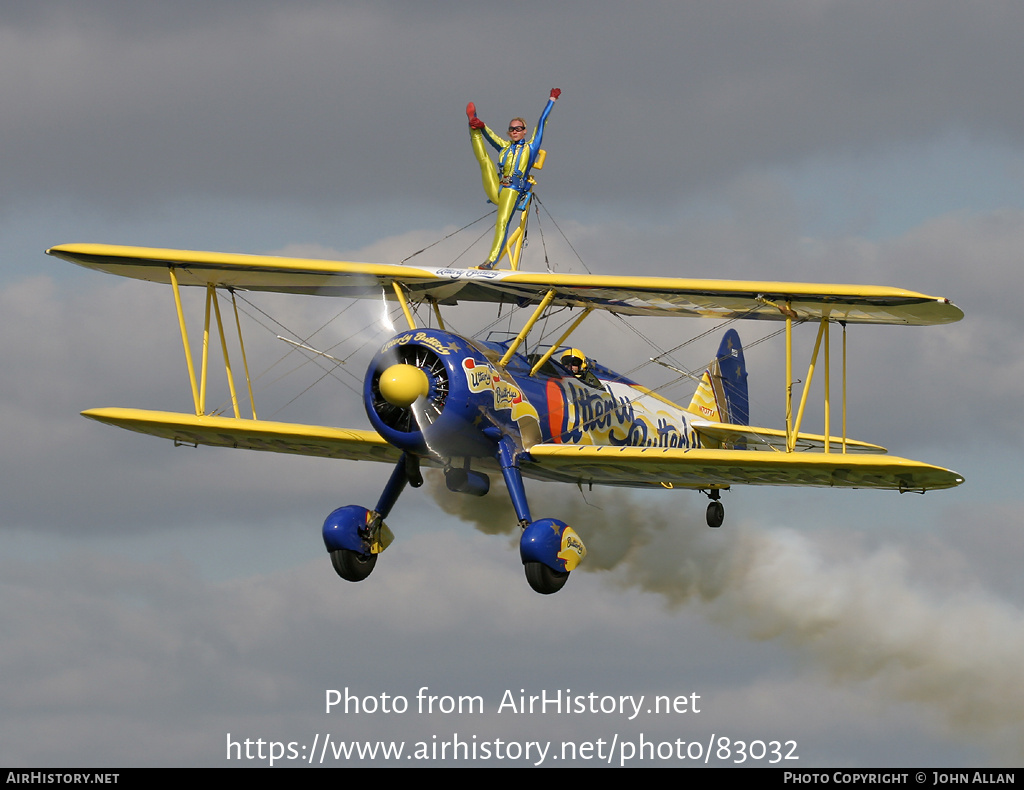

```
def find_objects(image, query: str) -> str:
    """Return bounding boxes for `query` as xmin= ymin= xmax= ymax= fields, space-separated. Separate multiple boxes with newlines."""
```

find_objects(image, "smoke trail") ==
xmin=427 ymin=472 xmax=1024 ymax=759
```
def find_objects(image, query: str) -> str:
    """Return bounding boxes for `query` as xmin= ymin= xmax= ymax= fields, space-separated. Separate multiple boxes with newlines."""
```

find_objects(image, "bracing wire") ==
xmin=400 ymin=211 xmax=496 ymax=265
xmin=533 ymin=195 xmax=593 ymax=275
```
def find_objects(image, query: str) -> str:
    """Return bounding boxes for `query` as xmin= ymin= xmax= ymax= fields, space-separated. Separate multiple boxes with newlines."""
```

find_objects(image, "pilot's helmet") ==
xmin=561 ymin=348 xmax=588 ymax=374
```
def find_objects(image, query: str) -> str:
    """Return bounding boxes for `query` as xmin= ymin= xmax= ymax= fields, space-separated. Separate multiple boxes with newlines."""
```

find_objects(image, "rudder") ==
xmin=686 ymin=329 xmax=749 ymax=426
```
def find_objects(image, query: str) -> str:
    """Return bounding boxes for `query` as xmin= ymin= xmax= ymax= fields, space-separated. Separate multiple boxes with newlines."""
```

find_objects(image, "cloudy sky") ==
xmin=4 ymin=0 xmax=1024 ymax=767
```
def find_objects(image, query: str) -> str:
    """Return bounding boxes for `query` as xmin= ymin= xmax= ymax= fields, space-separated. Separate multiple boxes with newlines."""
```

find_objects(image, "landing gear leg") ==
xmin=705 ymin=490 xmax=725 ymax=528
xmin=497 ymin=437 xmax=585 ymax=594
xmin=497 ymin=436 xmax=532 ymax=529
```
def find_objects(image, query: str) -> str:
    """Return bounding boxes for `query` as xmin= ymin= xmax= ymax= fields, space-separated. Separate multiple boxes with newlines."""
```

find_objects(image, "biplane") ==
xmin=47 ymin=242 xmax=964 ymax=594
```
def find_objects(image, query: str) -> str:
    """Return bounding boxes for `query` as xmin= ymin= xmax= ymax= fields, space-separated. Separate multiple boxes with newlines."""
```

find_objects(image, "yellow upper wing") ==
xmin=48 ymin=243 xmax=963 ymax=326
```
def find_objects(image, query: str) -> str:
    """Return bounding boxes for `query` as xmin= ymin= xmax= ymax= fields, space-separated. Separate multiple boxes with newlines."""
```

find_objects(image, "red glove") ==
xmin=550 ymin=88 xmax=561 ymax=100
xmin=466 ymin=102 xmax=485 ymax=129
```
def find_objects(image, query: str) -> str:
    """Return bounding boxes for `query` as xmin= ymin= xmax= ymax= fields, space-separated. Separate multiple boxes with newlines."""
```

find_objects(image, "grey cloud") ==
xmin=6 ymin=1 xmax=1024 ymax=215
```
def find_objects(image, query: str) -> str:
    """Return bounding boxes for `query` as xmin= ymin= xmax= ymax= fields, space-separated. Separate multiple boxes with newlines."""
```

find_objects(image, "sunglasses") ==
xmin=508 ymin=125 xmax=526 ymax=133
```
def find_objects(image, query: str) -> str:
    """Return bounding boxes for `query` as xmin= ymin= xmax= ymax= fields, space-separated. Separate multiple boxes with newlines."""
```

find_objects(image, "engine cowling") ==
xmin=364 ymin=329 xmax=506 ymax=459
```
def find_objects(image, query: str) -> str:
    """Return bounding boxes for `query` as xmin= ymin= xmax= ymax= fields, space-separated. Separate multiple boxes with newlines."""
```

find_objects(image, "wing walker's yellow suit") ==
xmin=467 ymin=89 xmax=559 ymax=268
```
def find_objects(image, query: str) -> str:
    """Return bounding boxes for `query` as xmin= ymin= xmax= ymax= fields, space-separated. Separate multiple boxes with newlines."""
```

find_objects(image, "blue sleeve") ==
xmin=528 ymin=98 xmax=556 ymax=168
xmin=482 ymin=124 xmax=508 ymax=153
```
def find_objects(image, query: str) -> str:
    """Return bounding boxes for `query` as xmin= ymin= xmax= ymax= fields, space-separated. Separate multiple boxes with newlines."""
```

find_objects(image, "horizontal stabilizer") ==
xmin=693 ymin=423 xmax=886 ymax=454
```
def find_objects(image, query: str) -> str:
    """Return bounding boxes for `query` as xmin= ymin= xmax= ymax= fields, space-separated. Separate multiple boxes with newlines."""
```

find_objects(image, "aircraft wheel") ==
xmin=330 ymin=548 xmax=377 ymax=582
xmin=706 ymin=500 xmax=725 ymax=529
xmin=524 ymin=562 xmax=569 ymax=595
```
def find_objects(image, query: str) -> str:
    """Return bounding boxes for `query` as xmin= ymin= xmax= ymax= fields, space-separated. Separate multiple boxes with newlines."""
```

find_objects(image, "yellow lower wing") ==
xmin=82 ymin=409 xmax=964 ymax=492
xmin=524 ymin=445 xmax=963 ymax=492
xmin=82 ymin=408 xmax=402 ymax=463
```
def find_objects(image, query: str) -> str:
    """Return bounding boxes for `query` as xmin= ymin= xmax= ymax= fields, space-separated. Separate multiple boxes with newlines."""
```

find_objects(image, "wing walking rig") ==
xmin=48 ymin=243 xmax=964 ymax=594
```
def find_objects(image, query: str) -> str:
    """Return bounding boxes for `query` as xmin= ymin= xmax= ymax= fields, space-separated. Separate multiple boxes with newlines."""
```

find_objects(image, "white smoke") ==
xmin=428 ymin=472 xmax=1024 ymax=760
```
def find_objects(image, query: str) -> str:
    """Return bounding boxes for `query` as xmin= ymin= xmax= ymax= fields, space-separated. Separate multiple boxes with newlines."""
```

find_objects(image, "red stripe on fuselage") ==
xmin=545 ymin=379 xmax=566 ymax=443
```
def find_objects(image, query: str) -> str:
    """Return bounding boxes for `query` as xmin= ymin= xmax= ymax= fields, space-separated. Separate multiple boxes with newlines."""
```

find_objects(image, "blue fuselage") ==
xmin=364 ymin=329 xmax=702 ymax=463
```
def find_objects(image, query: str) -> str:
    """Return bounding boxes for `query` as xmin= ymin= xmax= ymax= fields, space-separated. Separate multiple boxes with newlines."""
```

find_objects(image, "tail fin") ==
xmin=686 ymin=329 xmax=749 ymax=426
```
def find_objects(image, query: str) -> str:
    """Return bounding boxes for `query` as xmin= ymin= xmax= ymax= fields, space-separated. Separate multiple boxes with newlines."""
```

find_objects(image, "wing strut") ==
xmin=427 ymin=297 xmax=447 ymax=330
xmin=167 ymin=266 xmax=257 ymax=420
xmin=529 ymin=306 xmax=594 ymax=376
xmin=206 ymin=284 xmax=244 ymax=419
xmin=842 ymin=322 xmax=848 ymax=453
xmin=169 ymin=266 xmax=202 ymax=416
xmin=391 ymin=282 xmax=417 ymax=330
xmin=824 ymin=320 xmax=830 ymax=453
xmin=789 ymin=317 xmax=826 ymax=451
xmin=498 ymin=289 xmax=556 ymax=368
xmin=785 ymin=313 xmax=793 ymax=448
xmin=231 ymin=290 xmax=258 ymax=420
xmin=783 ymin=316 xmax=850 ymax=454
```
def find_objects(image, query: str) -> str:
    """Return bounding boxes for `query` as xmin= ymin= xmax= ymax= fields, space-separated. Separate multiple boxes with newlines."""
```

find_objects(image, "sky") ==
xmin=4 ymin=0 xmax=1024 ymax=768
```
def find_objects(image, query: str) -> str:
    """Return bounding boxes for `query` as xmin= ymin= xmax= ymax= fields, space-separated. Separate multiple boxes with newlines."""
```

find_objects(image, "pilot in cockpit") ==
xmin=560 ymin=348 xmax=604 ymax=389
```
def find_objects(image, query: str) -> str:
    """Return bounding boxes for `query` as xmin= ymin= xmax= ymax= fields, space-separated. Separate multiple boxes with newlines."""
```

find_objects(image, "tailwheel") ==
xmin=330 ymin=548 xmax=377 ymax=582
xmin=524 ymin=562 xmax=569 ymax=595
xmin=706 ymin=500 xmax=725 ymax=529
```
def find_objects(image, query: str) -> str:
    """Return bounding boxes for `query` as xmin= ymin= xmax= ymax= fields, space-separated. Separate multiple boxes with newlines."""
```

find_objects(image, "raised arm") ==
xmin=528 ymin=88 xmax=560 ymax=162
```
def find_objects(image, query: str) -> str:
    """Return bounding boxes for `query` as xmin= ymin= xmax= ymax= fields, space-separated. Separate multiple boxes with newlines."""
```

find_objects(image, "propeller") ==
xmin=368 ymin=344 xmax=449 ymax=434
xmin=378 ymin=364 xmax=429 ymax=408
